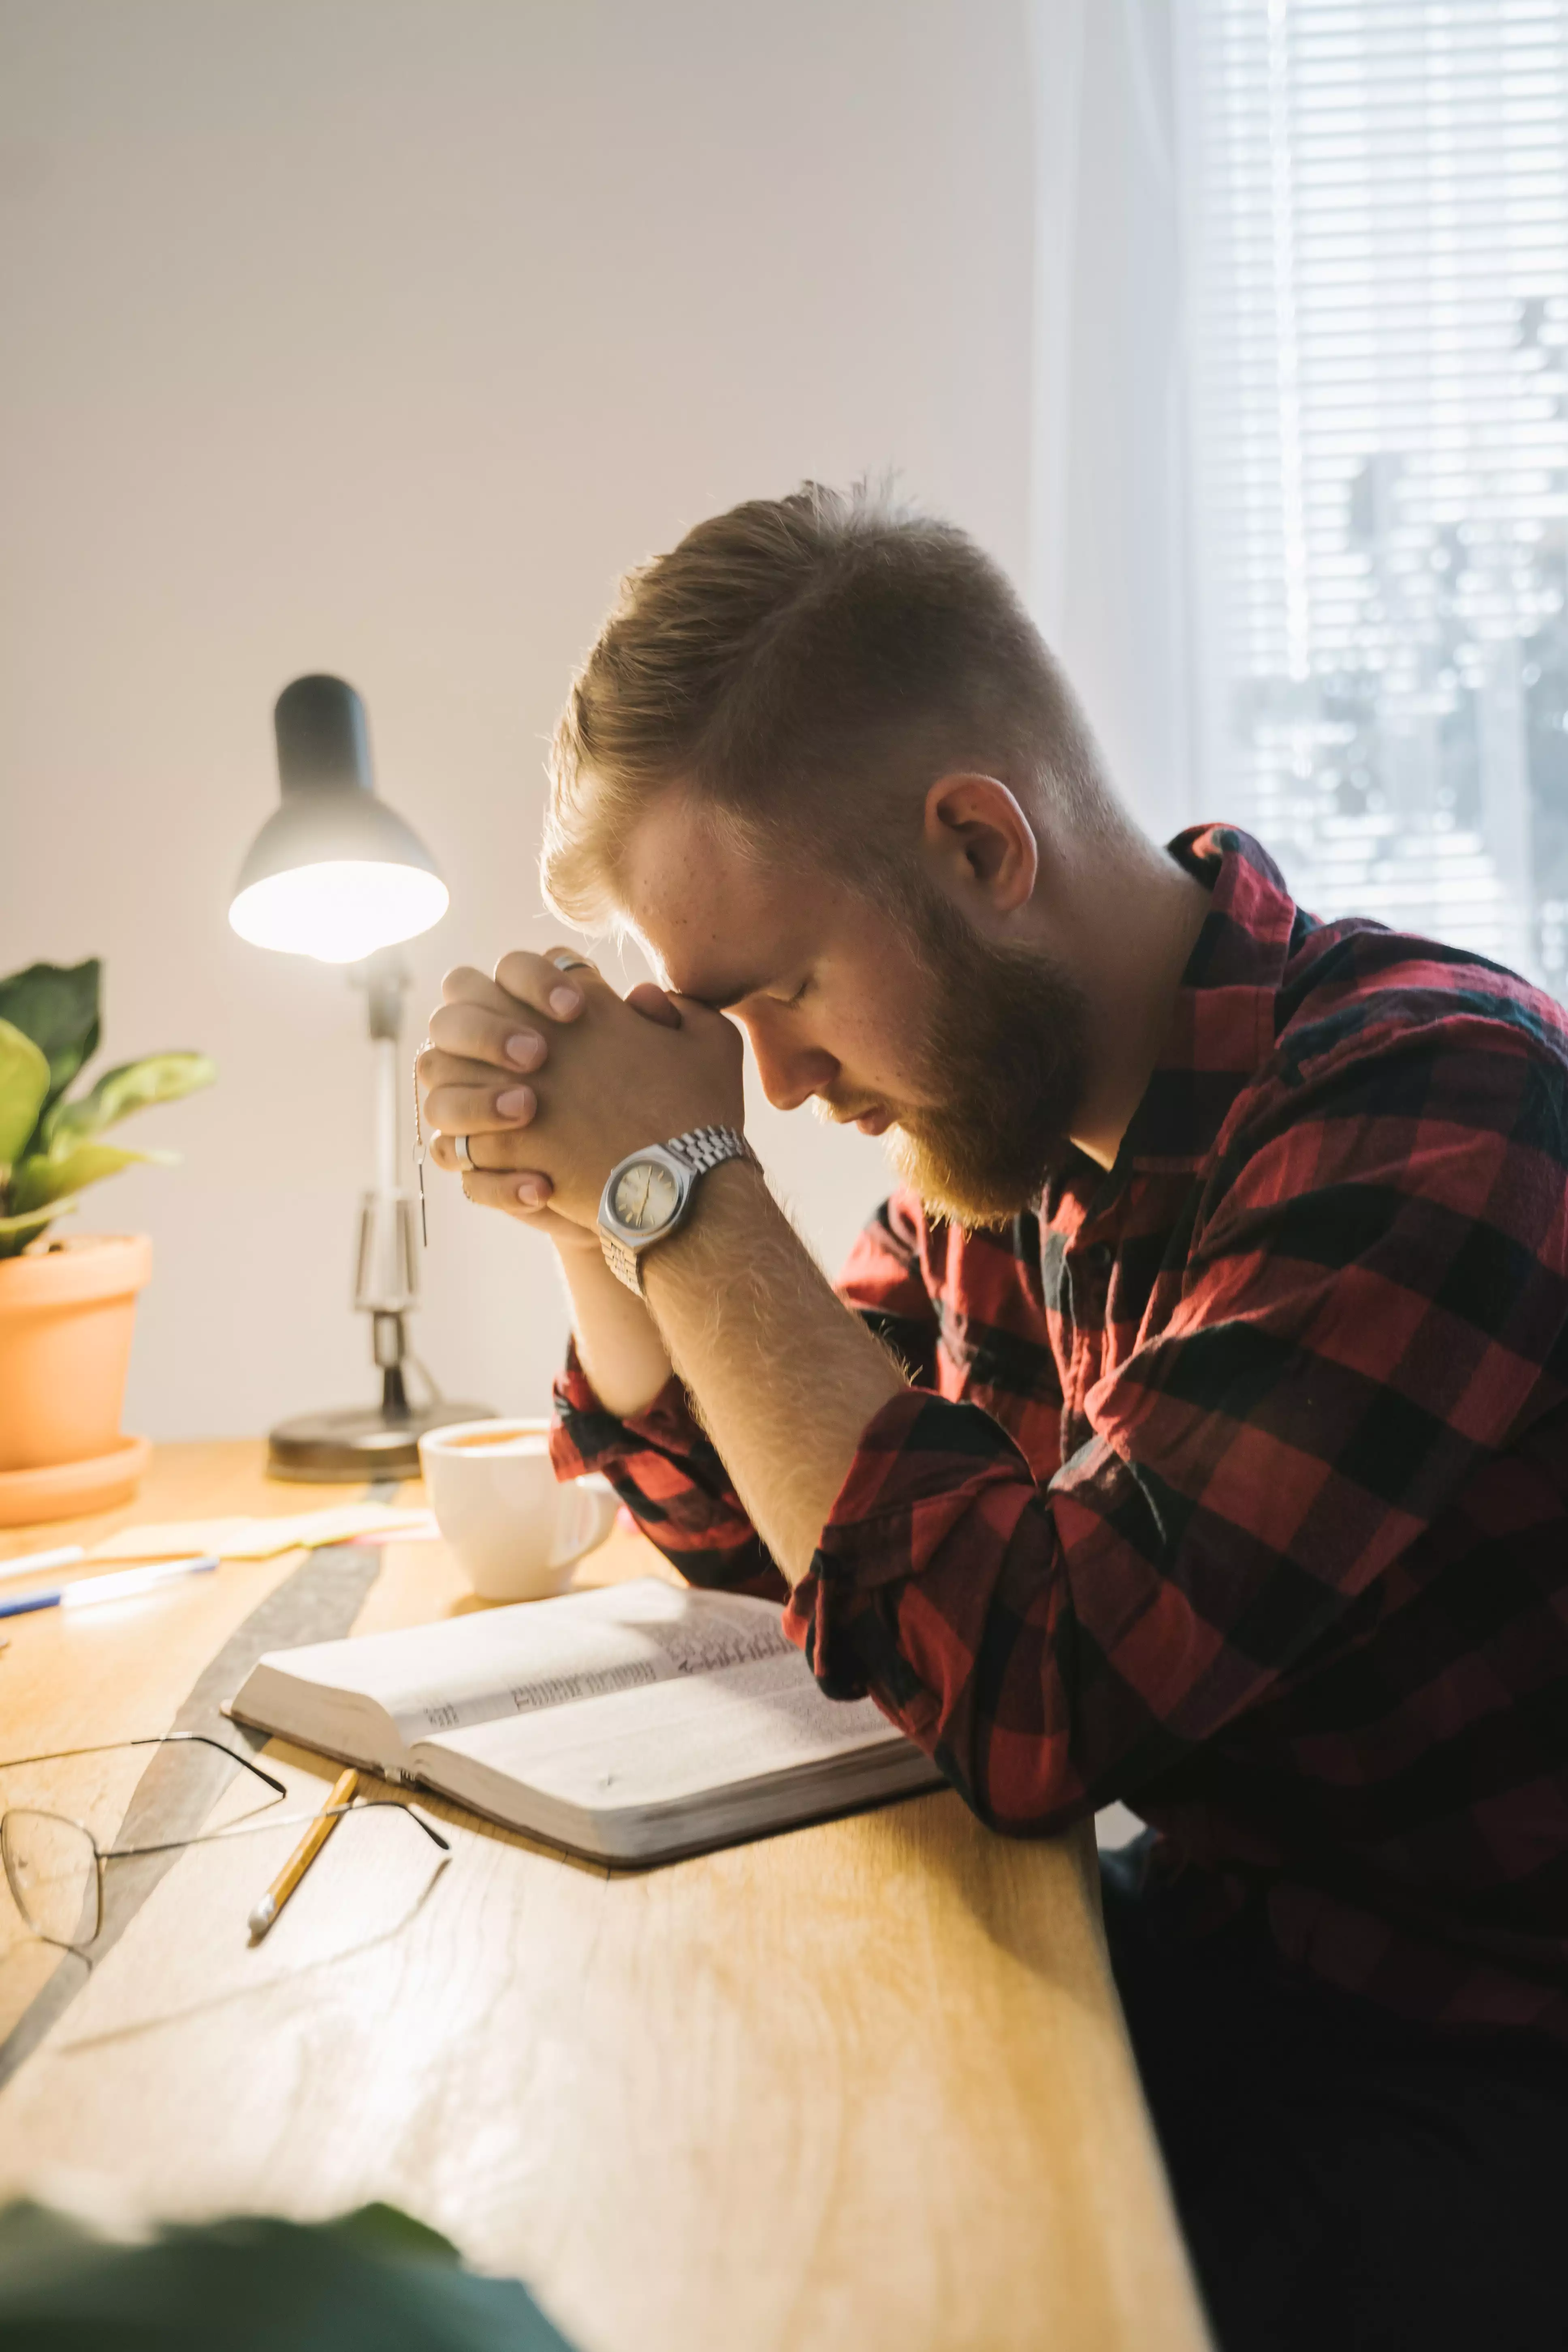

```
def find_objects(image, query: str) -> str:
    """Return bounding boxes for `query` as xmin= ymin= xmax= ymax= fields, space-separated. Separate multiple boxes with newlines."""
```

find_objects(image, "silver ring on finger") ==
xmin=453 ymin=1133 xmax=474 ymax=1170
xmin=549 ymin=952 xmax=593 ymax=973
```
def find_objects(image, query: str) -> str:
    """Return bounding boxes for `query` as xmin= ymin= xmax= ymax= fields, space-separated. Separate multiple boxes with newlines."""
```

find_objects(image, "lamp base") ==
xmin=265 ymin=1398 xmax=494 ymax=1484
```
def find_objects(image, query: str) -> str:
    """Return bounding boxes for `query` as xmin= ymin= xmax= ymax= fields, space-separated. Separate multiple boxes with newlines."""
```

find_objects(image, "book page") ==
xmin=256 ymin=1579 xmax=792 ymax=1746
xmin=418 ymin=1647 xmax=922 ymax=1812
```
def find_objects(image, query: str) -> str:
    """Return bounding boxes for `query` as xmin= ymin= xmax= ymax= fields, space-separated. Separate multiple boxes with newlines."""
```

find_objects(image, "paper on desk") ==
xmin=87 ymin=1504 xmax=440 ymax=1562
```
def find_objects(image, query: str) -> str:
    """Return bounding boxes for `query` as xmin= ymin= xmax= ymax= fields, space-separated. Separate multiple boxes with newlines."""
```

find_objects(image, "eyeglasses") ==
xmin=0 ymin=1734 xmax=450 ymax=1955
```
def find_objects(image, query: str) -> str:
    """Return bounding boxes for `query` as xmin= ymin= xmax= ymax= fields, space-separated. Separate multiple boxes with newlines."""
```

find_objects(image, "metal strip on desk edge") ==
xmin=0 ymin=1520 xmax=390 ymax=2089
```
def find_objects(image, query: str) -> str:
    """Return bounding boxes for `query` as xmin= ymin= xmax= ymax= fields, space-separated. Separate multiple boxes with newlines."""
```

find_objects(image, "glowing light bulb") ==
xmin=228 ymin=860 xmax=449 ymax=963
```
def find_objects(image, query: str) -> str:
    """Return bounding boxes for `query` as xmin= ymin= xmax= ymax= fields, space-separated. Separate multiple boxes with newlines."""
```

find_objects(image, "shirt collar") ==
xmin=1115 ymin=825 xmax=1308 ymax=1176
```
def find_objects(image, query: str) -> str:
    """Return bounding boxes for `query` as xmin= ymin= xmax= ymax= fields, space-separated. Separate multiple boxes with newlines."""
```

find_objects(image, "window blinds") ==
xmin=1180 ymin=0 xmax=1568 ymax=988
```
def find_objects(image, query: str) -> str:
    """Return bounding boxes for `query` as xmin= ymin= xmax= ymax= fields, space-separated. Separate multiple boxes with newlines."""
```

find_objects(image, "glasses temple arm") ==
xmin=0 ymin=1733 xmax=288 ymax=1800
xmin=105 ymin=1799 xmax=451 ymax=1862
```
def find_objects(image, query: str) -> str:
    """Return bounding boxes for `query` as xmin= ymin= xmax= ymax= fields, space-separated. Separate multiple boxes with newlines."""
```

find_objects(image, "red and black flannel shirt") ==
xmin=554 ymin=826 xmax=1568 ymax=2038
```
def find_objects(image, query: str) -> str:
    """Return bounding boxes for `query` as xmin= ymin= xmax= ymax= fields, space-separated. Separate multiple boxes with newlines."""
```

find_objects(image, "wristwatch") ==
xmin=597 ymin=1125 xmax=757 ymax=1294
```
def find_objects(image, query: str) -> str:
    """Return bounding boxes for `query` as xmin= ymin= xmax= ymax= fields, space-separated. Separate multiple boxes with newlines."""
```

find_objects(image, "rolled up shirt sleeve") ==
xmin=551 ymin=1343 xmax=787 ymax=1601
xmin=783 ymin=1031 xmax=1568 ymax=1835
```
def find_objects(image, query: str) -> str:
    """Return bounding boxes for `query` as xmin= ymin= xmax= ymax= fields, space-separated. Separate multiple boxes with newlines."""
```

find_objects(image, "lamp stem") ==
xmin=372 ymin=1031 xmax=400 ymax=1200
xmin=356 ymin=953 xmax=415 ymax=1411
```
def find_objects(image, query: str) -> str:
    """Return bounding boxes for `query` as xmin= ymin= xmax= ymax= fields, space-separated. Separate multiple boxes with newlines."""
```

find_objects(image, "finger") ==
xmin=439 ymin=965 xmax=518 ymax=1015
xmin=429 ymin=1127 xmax=540 ymax=1175
xmin=541 ymin=944 xmax=604 ymax=989
xmin=459 ymin=1166 xmax=556 ymax=1217
xmin=416 ymin=1046 xmax=531 ymax=1100
xmin=425 ymin=1080 xmax=536 ymax=1136
xmin=491 ymin=948 xmax=602 ymax=1022
xmin=426 ymin=1002 xmax=550 ymax=1073
xmin=625 ymin=980 xmax=683 ymax=1030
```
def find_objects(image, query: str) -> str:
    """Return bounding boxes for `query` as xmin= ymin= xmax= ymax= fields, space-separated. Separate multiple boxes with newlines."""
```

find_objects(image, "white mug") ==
xmin=417 ymin=1418 xmax=619 ymax=1602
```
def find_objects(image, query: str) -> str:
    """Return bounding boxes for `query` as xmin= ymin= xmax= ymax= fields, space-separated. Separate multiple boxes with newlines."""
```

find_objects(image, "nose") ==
xmin=744 ymin=1015 xmax=838 ymax=1113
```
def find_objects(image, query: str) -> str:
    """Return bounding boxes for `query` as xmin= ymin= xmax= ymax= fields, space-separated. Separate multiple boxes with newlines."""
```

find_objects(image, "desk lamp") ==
xmin=230 ymin=673 xmax=489 ymax=1480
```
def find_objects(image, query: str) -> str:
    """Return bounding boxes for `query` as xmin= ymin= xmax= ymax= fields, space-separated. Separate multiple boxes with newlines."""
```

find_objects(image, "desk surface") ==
xmin=0 ymin=1442 xmax=1208 ymax=2352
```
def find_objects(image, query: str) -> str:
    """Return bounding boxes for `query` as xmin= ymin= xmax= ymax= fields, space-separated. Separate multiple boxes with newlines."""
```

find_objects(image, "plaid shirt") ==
xmin=554 ymin=826 xmax=1568 ymax=2038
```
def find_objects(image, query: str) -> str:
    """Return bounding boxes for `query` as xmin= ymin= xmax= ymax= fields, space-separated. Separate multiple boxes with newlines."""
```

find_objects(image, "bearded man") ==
xmin=417 ymin=485 xmax=1568 ymax=2352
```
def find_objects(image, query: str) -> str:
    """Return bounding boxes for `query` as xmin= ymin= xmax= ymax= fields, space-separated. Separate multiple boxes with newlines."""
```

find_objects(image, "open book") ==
xmin=229 ymin=1578 xmax=943 ymax=1863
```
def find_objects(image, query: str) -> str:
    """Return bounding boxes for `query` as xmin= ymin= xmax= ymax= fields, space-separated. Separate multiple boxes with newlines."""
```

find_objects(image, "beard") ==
xmin=878 ymin=887 xmax=1090 ymax=1228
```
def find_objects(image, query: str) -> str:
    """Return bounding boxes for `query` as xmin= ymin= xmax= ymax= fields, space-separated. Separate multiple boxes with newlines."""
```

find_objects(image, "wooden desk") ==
xmin=0 ymin=1443 xmax=1208 ymax=2352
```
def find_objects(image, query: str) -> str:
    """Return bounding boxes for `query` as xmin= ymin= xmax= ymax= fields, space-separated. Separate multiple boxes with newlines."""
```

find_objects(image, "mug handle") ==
xmin=548 ymin=1474 xmax=621 ymax=1569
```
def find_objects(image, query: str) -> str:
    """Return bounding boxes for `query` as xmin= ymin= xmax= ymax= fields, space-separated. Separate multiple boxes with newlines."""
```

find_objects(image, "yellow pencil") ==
xmin=247 ymin=1767 xmax=359 ymax=1940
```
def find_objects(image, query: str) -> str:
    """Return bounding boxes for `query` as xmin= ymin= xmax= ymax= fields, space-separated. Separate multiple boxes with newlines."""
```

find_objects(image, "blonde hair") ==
xmin=542 ymin=480 xmax=1112 ymax=931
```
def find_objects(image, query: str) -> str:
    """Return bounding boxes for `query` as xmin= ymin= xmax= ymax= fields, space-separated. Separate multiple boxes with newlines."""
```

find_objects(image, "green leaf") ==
xmin=324 ymin=2202 xmax=463 ymax=2267
xmin=0 ymin=2198 xmax=580 ymax=2348
xmin=8 ymin=1142 xmax=177 ymax=1215
xmin=0 ymin=1018 xmax=51 ymax=1171
xmin=0 ymin=1199 xmax=73 ymax=1234
xmin=0 ymin=961 xmax=100 ymax=1107
xmin=0 ymin=1197 xmax=75 ymax=1261
xmin=42 ymin=1050 xmax=217 ymax=1151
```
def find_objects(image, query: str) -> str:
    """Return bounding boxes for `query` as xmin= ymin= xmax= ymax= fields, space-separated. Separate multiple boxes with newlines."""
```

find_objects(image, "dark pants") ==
xmin=1100 ymin=1836 xmax=1568 ymax=2352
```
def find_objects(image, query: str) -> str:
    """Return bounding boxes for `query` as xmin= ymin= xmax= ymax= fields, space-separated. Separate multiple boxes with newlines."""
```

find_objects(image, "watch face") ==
xmin=612 ymin=1157 xmax=683 ymax=1234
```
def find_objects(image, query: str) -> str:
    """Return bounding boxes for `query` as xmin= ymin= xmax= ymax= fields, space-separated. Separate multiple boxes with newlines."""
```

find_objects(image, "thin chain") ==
xmin=412 ymin=1050 xmax=429 ymax=1248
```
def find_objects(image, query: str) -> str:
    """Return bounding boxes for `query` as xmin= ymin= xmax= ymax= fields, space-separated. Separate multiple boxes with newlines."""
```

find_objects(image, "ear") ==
xmin=922 ymin=774 xmax=1039 ymax=916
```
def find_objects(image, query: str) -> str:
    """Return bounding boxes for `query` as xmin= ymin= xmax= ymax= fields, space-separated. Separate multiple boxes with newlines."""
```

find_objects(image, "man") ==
xmin=418 ymin=484 xmax=1568 ymax=2350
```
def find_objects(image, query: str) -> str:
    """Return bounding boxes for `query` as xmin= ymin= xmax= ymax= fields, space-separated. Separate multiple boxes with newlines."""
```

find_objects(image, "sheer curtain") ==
xmin=1028 ymin=0 xmax=1197 ymax=842
xmin=1174 ymin=0 xmax=1568 ymax=985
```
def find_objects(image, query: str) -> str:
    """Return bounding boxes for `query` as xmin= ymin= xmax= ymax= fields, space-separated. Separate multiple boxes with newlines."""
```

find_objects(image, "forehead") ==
xmin=619 ymin=792 xmax=840 ymax=1001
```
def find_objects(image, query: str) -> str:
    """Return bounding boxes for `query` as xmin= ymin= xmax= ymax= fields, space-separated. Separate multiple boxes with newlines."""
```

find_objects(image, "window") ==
xmin=1180 ymin=0 xmax=1568 ymax=988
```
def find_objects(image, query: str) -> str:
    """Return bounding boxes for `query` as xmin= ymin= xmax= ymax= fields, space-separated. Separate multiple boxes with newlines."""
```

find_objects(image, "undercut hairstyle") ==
xmin=541 ymin=480 xmax=1119 ymax=931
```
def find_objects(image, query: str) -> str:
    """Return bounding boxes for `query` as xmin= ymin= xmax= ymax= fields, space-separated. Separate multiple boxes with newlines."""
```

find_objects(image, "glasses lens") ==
xmin=2 ymin=1808 xmax=98 ymax=1947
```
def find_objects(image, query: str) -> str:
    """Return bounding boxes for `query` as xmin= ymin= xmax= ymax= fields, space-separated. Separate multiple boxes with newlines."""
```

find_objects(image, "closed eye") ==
xmin=706 ymin=971 xmax=813 ymax=1014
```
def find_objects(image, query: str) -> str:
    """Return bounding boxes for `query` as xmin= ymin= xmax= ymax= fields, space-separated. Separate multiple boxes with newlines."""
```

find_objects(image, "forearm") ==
xmin=417 ymin=954 xmax=902 ymax=1556
xmin=641 ymin=1161 xmax=906 ymax=1582
xmin=554 ymin=1237 xmax=674 ymax=1419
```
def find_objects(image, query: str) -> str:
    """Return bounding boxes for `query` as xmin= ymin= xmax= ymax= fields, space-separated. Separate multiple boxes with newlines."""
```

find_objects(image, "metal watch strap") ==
xmin=599 ymin=1229 xmax=642 ymax=1293
xmin=663 ymin=1125 xmax=757 ymax=1179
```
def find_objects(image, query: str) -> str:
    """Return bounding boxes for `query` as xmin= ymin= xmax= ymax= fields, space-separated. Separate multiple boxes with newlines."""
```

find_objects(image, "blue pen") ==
xmin=0 ymin=1555 xmax=220 ymax=1620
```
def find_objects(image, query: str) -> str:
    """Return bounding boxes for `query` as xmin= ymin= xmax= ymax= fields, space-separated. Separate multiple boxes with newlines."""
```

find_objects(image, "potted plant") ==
xmin=0 ymin=959 xmax=214 ymax=1525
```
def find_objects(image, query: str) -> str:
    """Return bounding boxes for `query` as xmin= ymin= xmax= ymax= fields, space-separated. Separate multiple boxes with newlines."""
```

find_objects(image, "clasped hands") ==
xmin=416 ymin=952 xmax=746 ymax=1250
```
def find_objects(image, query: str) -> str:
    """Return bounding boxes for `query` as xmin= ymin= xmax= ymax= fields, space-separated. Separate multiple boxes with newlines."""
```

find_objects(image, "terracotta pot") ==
xmin=0 ymin=1233 xmax=152 ymax=1524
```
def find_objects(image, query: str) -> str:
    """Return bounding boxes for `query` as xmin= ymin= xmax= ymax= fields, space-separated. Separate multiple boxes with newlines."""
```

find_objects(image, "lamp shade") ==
xmin=228 ymin=675 xmax=449 ymax=963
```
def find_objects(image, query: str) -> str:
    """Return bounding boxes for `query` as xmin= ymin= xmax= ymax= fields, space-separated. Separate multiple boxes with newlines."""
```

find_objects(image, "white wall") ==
xmin=0 ymin=0 xmax=1043 ymax=1439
